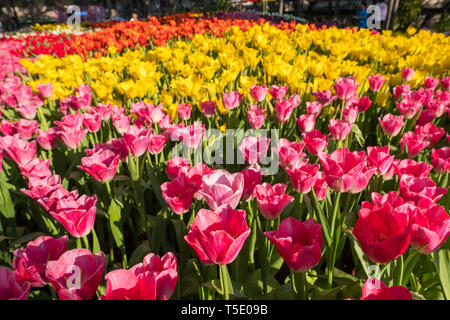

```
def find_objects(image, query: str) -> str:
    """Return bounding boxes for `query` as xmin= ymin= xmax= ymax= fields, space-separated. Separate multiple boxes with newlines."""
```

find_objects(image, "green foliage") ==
xmin=393 ymin=0 xmax=423 ymax=32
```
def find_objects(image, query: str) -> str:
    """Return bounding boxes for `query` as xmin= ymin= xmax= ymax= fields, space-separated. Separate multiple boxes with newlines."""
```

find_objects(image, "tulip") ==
xmin=253 ymin=183 xmax=294 ymax=219
xmin=247 ymin=104 xmax=266 ymax=129
xmin=333 ymin=76 xmax=359 ymax=101
xmin=396 ymin=98 xmax=421 ymax=119
xmin=328 ymin=119 xmax=353 ymax=141
xmin=112 ymin=114 xmax=131 ymax=135
xmin=424 ymin=76 xmax=439 ymax=90
xmin=250 ymin=85 xmax=267 ymax=102
xmin=184 ymin=163 xmax=214 ymax=199
xmin=13 ymin=235 xmax=68 ymax=287
xmin=265 ymin=217 xmax=323 ymax=272
xmin=306 ymin=101 xmax=322 ymax=117
xmin=275 ymin=99 xmax=295 ymax=123
xmin=4 ymin=138 xmax=36 ymax=165
xmin=200 ymin=100 xmax=216 ymax=117
xmin=441 ymin=76 xmax=450 ymax=91
xmin=148 ymin=134 xmax=167 ymax=154
xmin=401 ymin=68 xmax=415 ymax=82
xmin=82 ymin=113 xmax=102 ymax=132
xmin=368 ymin=75 xmax=385 ymax=92
xmin=288 ymin=94 xmax=301 ymax=108
xmin=272 ymin=138 xmax=306 ymax=168
xmin=122 ymin=125 xmax=151 ymax=157
xmin=36 ymin=83 xmax=53 ymax=98
xmin=360 ymin=278 xmax=412 ymax=300
xmin=312 ymin=89 xmax=336 ymax=106
xmin=166 ymin=157 xmax=190 ymax=180
xmin=0 ymin=120 xmax=16 ymax=136
xmin=302 ymin=130 xmax=328 ymax=155
xmin=181 ymin=122 xmax=205 ymax=149
xmin=46 ymin=249 xmax=104 ymax=300
xmin=78 ymin=149 xmax=120 ymax=182
xmin=36 ymin=128 xmax=57 ymax=150
xmin=393 ymin=159 xmax=433 ymax=178
xmin=431 ymin=147 xmax=450 ymax=173
xmin=184 ymin=205 xmax=250 ymax=265
xmin=415 ymin=123 xmax=444 ymax=147
xmin=366 ymin=146 xmax=395 ymax=176
xmin=241 ymin=164 xmax=262 ymax=201
xmin=222 ymin=91 xmax=242 ymax=110
xmin=19 ymin=158 xmax=52 ymax=180
xmin=238 ymin=136 xmax=270 ymax=164
xmin=286 ymin=160 xmax=320 ymax=194
xmin=161 ymin=175 xmax=195 ymax=214
xmin=354 ymin=96 xmax=372 ymax=113
xmin=416 ymin=109 xmax=436 ymax=126
xmin=313 ymin=171 xmax=328 ymax=201
xmin=353 ymin=202 xmax=410 ymax=264
xmin=268 ymin=85 xmax=288 ymax=101
xmin=379 ymin=113 xmax=404 ymax=137
xmin=393 ymin=84 xmax=411 ymax=100
xmin=56 ymin=127 xmax=87 ymax=149
xmin=21 ymin=174 xmax=63 ymax=201
xmin=101 ymin=269 xmax=150 ymax=300
xmin=400 ymin=131 xmax=430 ymax=158
xmin=0 ymin=267 xmax=30 ymax=300
xmin=197 ymin=169 xmax=244 ymax=210
xmin=296 ymin=114 xmax=316 ymax=133
xmin=342 ymin=105 xmax=359 ymax=123
xmin=399 ymin=175 xmax=447 ymax=209
xmin=177 ymin=103 xmax=192 ymax=121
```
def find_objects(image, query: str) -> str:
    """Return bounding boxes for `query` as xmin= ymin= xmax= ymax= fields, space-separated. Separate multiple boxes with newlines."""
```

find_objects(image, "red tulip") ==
xmin=313 ymin=89 xmax=336 ymax=106
xmin=265 ymin=217 xmax=323 ymax=272
xmin=424 ymin=76 xmax=439 ymax=90
xmin=272 ymin=138 xmax=306 ymax=168
xmin=200 ymin=100 xmax=216 ymax=117
xmin=46 ymin=249 xmax=104 ymax=300
xmin=101 ymin=269 xmax=151 ymax=300
xmin=415 ymin=123 xmax=444 ymax=147
xmin=13 ymin=235 xmax=68 ymax=287
xmin=0 ymin=267 xmax=30 ymax=300
xmin=399 ymin=175 xmax=447 ymax=209
xmin=366 ymin=146 xmax=395 ymax=176
xmin=431 ymin=147 xmax=450 ymax=173
xmin=166 ymin=157 xmax=190 ymax=180
xmin=400 ymin=131 xmax=430 ymax=158
xmin=253 ymin=183 xmax=294 ymax=219
xmin=184 ymin=205 xmax=250 ymax=265
xmin=286 ymin=160 xmax=320 ymax=194
xmin=302 ymin=130 xmax=328 ymax=155
xmin=360 ymin=278 xmax=412 ymax=300
xmin=306 ymin=101 xmax=322 ymax=117
xmin=161 ymin=175 xmax=194 ymax=214
xmin=393 ymin=159 xmax=433 ymax=178
xmin=241 ymin=164 xmax=262 ymax=201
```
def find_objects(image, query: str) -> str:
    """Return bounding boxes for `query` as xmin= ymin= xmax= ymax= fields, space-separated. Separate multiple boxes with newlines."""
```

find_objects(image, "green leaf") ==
xmin=433 ymin=248 xmax=450 ymax=300
xmin=108 ymin=199 xmax=125 ymax=251
xmin=11 ymin=232 xmax=47 ymax=247
xmin=129 ymin=241 xmax=151 ymax=266
xmin=0 ymin=178 xmax=16 ymax=232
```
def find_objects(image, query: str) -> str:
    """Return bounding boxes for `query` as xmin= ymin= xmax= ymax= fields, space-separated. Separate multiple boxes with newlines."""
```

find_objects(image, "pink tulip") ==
xmin=250 ymin=85 xmax=267 ymax=102
xmin=424 ymin=76 xmax=439 ymax=90
xmin=19 ymin=158 xmax=52 ymax=180
xmin=401 ymin=68 xmax=415 ymax=82
xmin=415 ymin=123 xmax=444 ymax=147
xmin=46 ymin=249 xmax=104 ymax=300
xmin=78 ymin=149 xmax=120 ymax=182
xmin=0 ymin=267 xmax=30 ymax=300
xmin=409 ymin=204 xmax=450 ymax=254
xmin=21 ymin=175 xmax=63 ymax=201
xmin=36 ymin=128 xmax=57 ymax=150
xmin=241 ymin=164 xmax=262 ymax=201
xmin=247 ymin=104 xmax=266 ymax=129
xmin=101 ymin=269 xmax=151 ymax=300
xmin=441 ymin=76 xmax=450 ymax=91
xmin=360 ymin=278 xmax=412 ymax=300
xmin=272 ymin=138 xmax=306 ymax=168
xmin=36 ymin=83 xmax=53 ymax=98
xmin=354 ymin=96 xmax=372 ymax=113
xmin=16 ymin=119 xmax=37 ymax=140
xmin=313 ymin=89 xmax=336 ymax=106
xmin=286 ymin=160 xmax=320 ymax=194
xmin=0 ymin=120 xmax=16 ymax=136
xmin=56 ymin=127 xmax=87 ymax=149
xmin=416 ymin=109 xmax=436 ymax=126
xmin=378 ymin=113 xmax=404 ymax=137
xmin=366 ymin=146 xmax=395 ymax=176
xmin=238 ymin=136 xmax=270 ymax=164
xmin=393 ymin=84 xmax=411 ymax=100
xmin=253 ymin=183 xmax=294 ymax=219
xmin=13 ymin=235 xmax=68 ymax=287
xmin=185 ymin=205 xmax=250 ymax=265
xmin=296 ymin=114 xmax=316 ymax=133
xmin=161 ymin=175 xmax=194 ymax=215
xmin=396 ymin=98 xmax=421 ymax=120
xmin=16 ymin=101 xmax=39 ymax=120
xmin=112 ymin=114 xmax=131 ymax=135
xmin=148 ymin=134 xmax=167 ymax=154
xmin=184 ymin=163 xmax=214 ymax=199
xmin=200 ymin=100 xmax=216 ymax=117
xmin=181 ymin=122 xmax=205 ymax=149
xmin=400 ymin=131 xmax=430 ymax=158
xmin=328 ymin=119 xmax=353 ymax=141
xmin=306 ymin=101 xmax=322 ymax=117
xmin=368 ymin=75 xmax=385 ymax=92
xmin=275 ymin=99 xmax=295 ymax=123
xmin=268 ymin=85 xmax=288 ymax=101
xmin=431 ymin=147 xmax=450 ymax=173
xmin=177 ymin=103 xmax=192 ymax=121
xmin=399 ymin=175 xmax=447 ymax=209
xmin=166 ymin=157 xmax=190 ymax=180
xmin=288 ymin=94 xmax=301 ymax=108
xmin=333 ymin=76 xmax=359 ymax=101
xmin=197 ymin=169 xmax=244 ymax=210
xmin=313 ymin=171 xmax=328 ymax=200
xmin=393 ymin=159 xmax=433 ymax=178
xmin=122 ymin=125 xmax=151 ymax=157
xmin=82 ymin=113 xmax=102 ymax=133
xmin=4 ymin=138 xmax=36 ymax=165
xmin=425 ymin=99 xmax=446 ymax=118
xmin=265 ymin=217 xmax=323 ymax=272
xmin=302 ymin=130 xmax=328 ymax=155
xmin=222 ymin=91 xmax=242 ymax=110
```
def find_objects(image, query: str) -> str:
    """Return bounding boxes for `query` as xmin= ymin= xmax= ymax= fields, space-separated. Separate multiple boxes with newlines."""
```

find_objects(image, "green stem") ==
xmin=220 ymin=264 xmax=230 ymax=300
xmin=292 ymin=271 xmax=308 ymax=300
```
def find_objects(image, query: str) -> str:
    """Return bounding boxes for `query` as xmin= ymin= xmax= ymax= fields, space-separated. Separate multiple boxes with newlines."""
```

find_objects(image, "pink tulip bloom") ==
xmin=313 ymin=89 xmax=336 ymax=106
xmin=166 ymin=157 xmax=190 ymax=180
xmin=367 ymin=146 xmax=395 ymax=176
xmin=431 ymin=147 xmax=450 ymax=173
xmin=19 ymin=158 xmax=52 ymax=180
xmin=265 ymin=217 xmax=323 ymax=272
xmin=306 ymin=101 xmax=322 ymax=117
xmin=342 ymin=105 xmax=359 ymax=123
xmin=415 ymin=123 xmax=444 ymax=147
xmin=302 ymin=130 xmax=328 ymax=155
xmin=46 ymin=249 xmax=104 ymax=300
xmin=82 ymin=113 xmax=102 ymax=132
xmin=21 ymin=175 xmax=63 ymax=201
xmin=197 ymin=169 xmax=244 ymax=210
xmin=401 ymin=68 xmax=415 ymax=82
xmin=288 ymin=94 xmax=301 ymax=108
xmin=36 ymin=83 xmax=53 ymax=98
xmin=416 ymin=109 xmax=436 ymax=126
xmin=318 ymin=147 xmax=367 ymax=193
xmin=313 ymin=171 xmax=328 ymax=200
xmin=396 ymin=98 xmax=421 ymax=119
xmin=286 ymin=160 xmax=320 ymax=194
xmin=378 ymin=113 xmax=404 ymax=137
xmin=425 ymin=99 xmax=446 ymax=118
xmin=161 ymin=175 xmax=195 ymax=215
xmin=16 ymin=119 xmax=38 ymax=140
xmin=247 ymin=104 xmax=266 ymax=129
xmin=275 ymin=99 xmax=295 ymax=123
xmin=400 ymin=131 xmax=430 ymax=158
xmin=354 ymin=96 xmax=372 ymax=113
xmin=222 ymin=91 xmax=242 ymax=110
xmin=4 ymin=138 xmax=36 ymax=165
xmin=0 ymin=267 xmax=30 ymax=300
xmin=56 ymin=127 xmax=87 ymax=149
xmin=238 ymin=136 xmax=270 ymax=164
xmin=393 ymin=84 xmax=411 ymax=100
xmin=250 ymin=85 xmax=267 ymax=102
xmin=268 ymin=85 xmax=289 ymax=101
xmin=0 ymin=120 xmax=17 ymax=136
xmin=272 ymin=138 xmax=306 ymax=168
xmin=424 ymin=76 xmax=439 ymax=90
xmin=368 ymin=75 xmax=386 ymax=92
xmin=349 ymin=166 xmax=377 ymax=194
xmin=177 ymin=103 xmax=192 ymax=121
xmin=112 ymin=114 xmax=131 ymax=135
xmin=441 ymin=76 xmax=450 ymax=91
xmin=253 ymin=183 xmax=294 ymax=219
xmin=78 ymin=149 xmax=120 ymax=182
xmin=328 ymin=119 xmax=353 ymax=141
xmin=36 ymin=128 xmax=57 ymax=150
xmin=296 ymin=114 xmax=316 ymax=133
xmin=181 ymin=122 xmax=205 ymax=149
xmin=184 ymin=205 xmax=250 ymax=265
xmin=16 ymin=100 xmax=39 ymax=120
xmin=148 ymin=134 xmax=167 ymax=154
xmin=360 ymin=278 xmax=412 ymax=300
xmin=200 ymin=100 xmax=216 ymax=117
xmin=333 ymin=76 xmax=359 ymax=101
xmin=393 ymin=159 xmax=433 ymax=178
xmin=13 ymin=235 xmax=68 ymax=287
xmin=184 ymin=163 xmax=214 ymax=199
xmin=101 ymin=269 xmax=153 ymax=300
xmin=399 ymin=175 xmax=447 ymax=209
xmin=122 ymin=126 xmax=151 ymax=157
xmin=241 ymin=164 xmax=262 ymax=201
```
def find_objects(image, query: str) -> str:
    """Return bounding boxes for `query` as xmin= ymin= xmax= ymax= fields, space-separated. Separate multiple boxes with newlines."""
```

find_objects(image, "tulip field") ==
xmin=0 ymin=13 xmax=449 ymax=301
